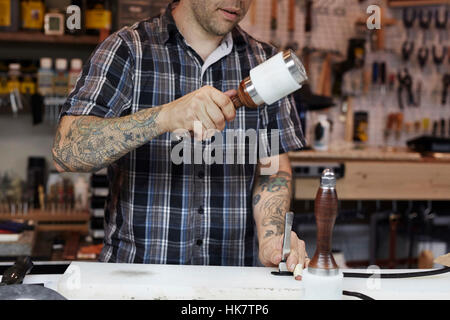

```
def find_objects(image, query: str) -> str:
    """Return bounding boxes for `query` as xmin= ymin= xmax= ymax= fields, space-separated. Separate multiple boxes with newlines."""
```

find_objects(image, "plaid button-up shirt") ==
xmin=61 ymin=2 xmax=305 ymax=266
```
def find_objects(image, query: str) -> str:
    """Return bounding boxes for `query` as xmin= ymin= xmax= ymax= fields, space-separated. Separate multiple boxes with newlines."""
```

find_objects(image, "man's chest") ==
xmin=120 ymin=44 xmax=264 ymax=169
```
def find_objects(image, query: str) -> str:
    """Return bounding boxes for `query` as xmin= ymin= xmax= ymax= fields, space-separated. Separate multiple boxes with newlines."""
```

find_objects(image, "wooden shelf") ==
xmin=0 ymin=210 xmax=90 ymax=222
xmin=36 ymin=224 xmax=89 ymax=233
xmin=388 ymin=0 xmax=450 ymax=7
xmin=0 ymin=31 xmax=99 ymax=45
xmin=0 ymin=210 xmax=91 ymax=234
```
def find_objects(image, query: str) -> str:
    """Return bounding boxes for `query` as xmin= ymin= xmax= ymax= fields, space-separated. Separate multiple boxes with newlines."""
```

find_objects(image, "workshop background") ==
xmin=0 ymin=0 xmax=449 ymax=269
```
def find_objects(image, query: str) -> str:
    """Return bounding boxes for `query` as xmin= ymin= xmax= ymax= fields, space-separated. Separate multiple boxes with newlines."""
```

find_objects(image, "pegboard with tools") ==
xmin=357 ymin=2 xmax=450 ymax=148
xmin=241 ymin=0 xmax=450 ymax=150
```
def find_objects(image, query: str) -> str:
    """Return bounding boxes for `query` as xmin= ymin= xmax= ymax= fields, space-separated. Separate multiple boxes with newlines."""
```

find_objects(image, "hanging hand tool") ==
xmin=432 ymin=120 xmax=439 ymax=136
xmin=417 ymin=47 xmax=429 ymax=69
xmin=435 ymin=7 xmax=448 ymax=42
xmin=397 ymin=69 xmax=414 ymax=109
xmin=388 ymin=73 xmax=396 ymax=92
xmin=249 ymin=0 xmax=256 ymax=26
xmin=344 ymin=96 xmax=354 ymax=142
xmin=380 ymin=62 xmax=387 ymax=95
xmin=432 ymin=45 xmax=447 ymax=67
xmin=415 ymin=80 xmax=422 ymax=107
xmin=370 ymin=61 xmax=379 ymax=103
xmin=377 ymin=61 xmax=388 ymax=104
xmin=418 ymin=9 xmax=432 ymax=44
xmin=403 ymin=8 xmax=416 ymax=40
xmin=270 ymin=0 xmax=279 ymax=47
xmin=317 ymin=53 xmax=332 ymax=97
xmin=286 ymin=0 xmax=298 ymax=52
xmin=401 ymin=41 xmax=414 ymax=62
xmin=302 ymin=0 xmax=314 ymax=75
xmin=385 ymin=113 xmax=404 ymax=143
xmin=372 ymin=6 xmax=397 ymax=51
xmin=448 ymin=119 xmax=450 ymax=137
xmin=442 ymin=74 xmax=450 ymax=105
xmin=394 ymin=113 xmax=404 ymax=141
xmin=305 ymin=0 xmax=313 ymax=33
xmin=384 ymin=113 xmax=396 ymax=144
xmin=372 ymin=61 xmax=379 ymax=89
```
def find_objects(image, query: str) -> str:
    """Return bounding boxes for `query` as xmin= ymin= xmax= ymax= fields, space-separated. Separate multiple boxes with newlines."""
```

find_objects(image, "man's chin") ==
xmin=209 ymin=23 xmax=236 ymax=36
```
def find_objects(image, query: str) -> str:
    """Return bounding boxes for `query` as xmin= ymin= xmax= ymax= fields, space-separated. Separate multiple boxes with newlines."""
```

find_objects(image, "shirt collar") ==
xmin=160 ymin=0 xmax=247 ymax=53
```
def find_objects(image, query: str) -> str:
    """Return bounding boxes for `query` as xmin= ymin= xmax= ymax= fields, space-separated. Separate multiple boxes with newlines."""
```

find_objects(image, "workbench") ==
xmin=289 ymin=147 xmax=450 ymax=200
xmin=1 ymin=261 xmax=449 ymax=300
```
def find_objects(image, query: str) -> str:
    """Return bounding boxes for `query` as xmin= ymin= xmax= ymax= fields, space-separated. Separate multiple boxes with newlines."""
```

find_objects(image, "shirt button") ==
xmin=198 ymin=206 xmax=204 ymax=214
xmin=198 ymin=171 xmax=205 ymax=179
xmin=196 ymin=239 xmax=203 ymax=246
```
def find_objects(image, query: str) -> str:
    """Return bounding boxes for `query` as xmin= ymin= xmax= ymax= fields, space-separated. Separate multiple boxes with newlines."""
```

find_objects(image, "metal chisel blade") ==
xmin=279 ymin=212 xmax=294 ymax=273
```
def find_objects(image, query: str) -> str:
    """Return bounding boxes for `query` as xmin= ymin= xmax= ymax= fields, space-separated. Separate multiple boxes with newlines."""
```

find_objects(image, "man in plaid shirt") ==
xmin=53 ymin=0 xmax=309 ymax=278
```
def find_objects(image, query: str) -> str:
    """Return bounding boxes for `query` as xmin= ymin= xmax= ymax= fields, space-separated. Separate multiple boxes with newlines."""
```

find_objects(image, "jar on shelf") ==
xmin=85 ymin=0 xmax=112 ymax=36
xmin=20 ymin=0 xmax=45 ymax=31
xmin=0 ymin=0 xmax=20 ymax=32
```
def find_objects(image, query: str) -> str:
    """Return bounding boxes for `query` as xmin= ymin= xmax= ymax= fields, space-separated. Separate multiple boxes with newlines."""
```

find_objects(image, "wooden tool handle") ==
xmin=305 ymin=0 xmax=313 ymax=32
xmin=231 ymin=95 xmax=244 ymax=109
xmin=309 ymin=187 xmax=339 ymax=270
xmin=288 ymin=0 xmax=295 ymax=32
xmin=230 ymin=80 xmax=259 ymax=109
xmin=344 ymin=96 xmax=354 ymax=142
xmin=271 ymin=0 xmax=278 ymax=30
xmin=250 ymin=1 xmax=257 ymax=25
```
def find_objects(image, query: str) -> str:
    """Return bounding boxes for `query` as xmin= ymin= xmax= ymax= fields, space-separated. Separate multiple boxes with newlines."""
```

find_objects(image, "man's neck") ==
xmin=172 ymin=2 xmax=224 ymax=62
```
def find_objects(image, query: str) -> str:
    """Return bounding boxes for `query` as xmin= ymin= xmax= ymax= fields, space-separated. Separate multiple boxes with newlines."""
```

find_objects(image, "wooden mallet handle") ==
xmin=230 ymin=78 xmax=259 ymax=109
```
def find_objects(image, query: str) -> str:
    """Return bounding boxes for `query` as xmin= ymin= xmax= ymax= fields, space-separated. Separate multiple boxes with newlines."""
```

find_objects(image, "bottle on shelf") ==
xmin=7 ymin=62 xmax=21 ymax=93
xmin=20 ymin=0 xmax=45 ymax=31
xmin=85 ymin=0 xmax=112 ymax=38
xmin=53 ymin=58 xmax=69 ymax=97
xmin=313 ymin=114 xmax=331 ymax=151
xmin=0 ymin=61 xmax=8 ymax=95
xmin=74 ymin=175 xmax=89 ymax=212
xmin=0 ymin=0 xmax=20 ymax=32
xmin=20 ymin=60 xmax=37 ymax=95
xmin=68 ymin=58 xmax=82 ymax=94
xmin=37 ymin=57 xmax=53 ymax=97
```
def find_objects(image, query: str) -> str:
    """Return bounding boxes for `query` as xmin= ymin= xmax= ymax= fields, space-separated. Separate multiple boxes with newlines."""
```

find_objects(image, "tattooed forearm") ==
xmin=257 ymin=171 xmax=291 ymax=192
xmin=261 ymin=194 xmax=290 ymax=238
xmin=52 ymin=107 xmax=163 ymax=172
xmin=253 ymin=170 xmax=292 ymax=239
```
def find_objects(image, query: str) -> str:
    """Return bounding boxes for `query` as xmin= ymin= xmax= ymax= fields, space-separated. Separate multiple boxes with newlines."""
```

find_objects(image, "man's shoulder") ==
xmin=115 ymin=15 xmax=164 ymax=45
